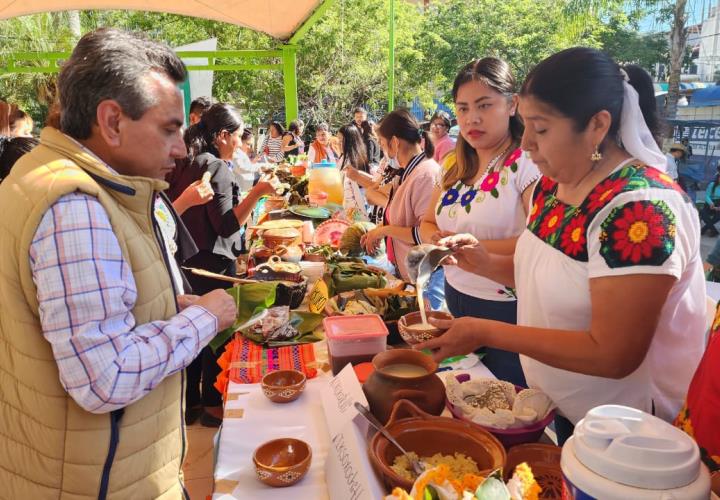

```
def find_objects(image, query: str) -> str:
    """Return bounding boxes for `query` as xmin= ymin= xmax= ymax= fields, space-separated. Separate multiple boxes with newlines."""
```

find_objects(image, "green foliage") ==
xmin=0 ymin=1 xmax=671 ymax=132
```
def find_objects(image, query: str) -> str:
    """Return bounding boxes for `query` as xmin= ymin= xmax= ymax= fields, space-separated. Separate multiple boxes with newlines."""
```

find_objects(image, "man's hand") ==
xmin=177 ymin=294 xmax=200 ymax=311
xmin=414 ymin=316 xmax=486 ymax=362
xmin=193 ymin=289 xmax=237 ymax=331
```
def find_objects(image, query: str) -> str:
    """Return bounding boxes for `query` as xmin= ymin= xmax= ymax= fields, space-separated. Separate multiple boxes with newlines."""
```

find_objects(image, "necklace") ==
xmin=476 ymin=141 xmax=515 ymax=184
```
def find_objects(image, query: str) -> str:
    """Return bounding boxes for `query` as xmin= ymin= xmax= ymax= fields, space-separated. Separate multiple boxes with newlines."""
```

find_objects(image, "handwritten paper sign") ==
xmin=321 ymin=364 xmax=385 ymax=500
xmin=308 ymin=279 xmax=329 ymax=313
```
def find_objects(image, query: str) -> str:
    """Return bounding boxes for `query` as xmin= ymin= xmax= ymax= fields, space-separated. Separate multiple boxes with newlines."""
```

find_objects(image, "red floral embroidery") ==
xmin=560 ymin=214 xmax=587 ymax=257
xmin=586 ymin=177 xmax=629 ymax=212
xmin=644 ymin=166 xmax=683 ymax=192
xmin=607 ymin=202 xmax=672 ymax=264
xmin=529 ymin=192 xmax=546 ymax=224
xmin=505 ymin=148 xmax=522 ymax=166
xmin=480 ymin=171 xmax=501 ymax=192
xmin=540 ymin=176 xmax=555 ymax=191
xmin=538 ymin=205 xmax=565 ymax=238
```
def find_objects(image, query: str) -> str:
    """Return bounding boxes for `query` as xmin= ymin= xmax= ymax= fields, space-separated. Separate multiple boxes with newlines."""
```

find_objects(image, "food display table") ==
xmin=212 ymin=350 xmax=496 ymax=499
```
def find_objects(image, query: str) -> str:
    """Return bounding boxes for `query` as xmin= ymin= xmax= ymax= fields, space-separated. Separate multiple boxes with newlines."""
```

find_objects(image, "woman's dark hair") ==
xmin=288 ymin=119 xmax=304 ymax=134
xmin=430 ymin=110 xmax=451 ymax=129
xmin=189 ymin=96 xmax=212 ymax=116
xmin=241 ymin=128 xmax=253 ymax=141
xmin=0 ymin=101 xmax=32 ymax=136
xmin=269 ymin=121 xmax=285 ymax=136
xmin=360 ymin=120 xmax=377 ymax=141
xmin=0 ymin=136 xmax=39 ymax=181
xmin=338 ymin=125 xmax=369 ymax=173
xmin=444 ymin=58 xmax=520 ymax=189
xmin=520 ymin=47 xmax=660 ymax=144
xmin=376 ymin=108 xmax=434 ymax=159
xmin=184 ymin=103 xmax=243 ymax=160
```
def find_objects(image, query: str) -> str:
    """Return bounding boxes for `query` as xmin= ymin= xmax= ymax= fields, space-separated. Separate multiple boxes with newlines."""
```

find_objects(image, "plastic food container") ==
xmin=323 ymin=314 xmax=388 ymax=375
xmin=561 ymin=405 xmax=711 ymax=499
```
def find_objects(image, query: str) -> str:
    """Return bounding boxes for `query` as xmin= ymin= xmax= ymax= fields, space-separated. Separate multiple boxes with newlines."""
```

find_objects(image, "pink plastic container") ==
xmin=323 ymin=315 xmax=388 ymax=375
xmin=446 ymin=373 xmax=555 ymax=448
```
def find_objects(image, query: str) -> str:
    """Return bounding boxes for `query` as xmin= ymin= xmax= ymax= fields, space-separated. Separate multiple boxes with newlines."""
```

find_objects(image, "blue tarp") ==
xmin=687 ymin=85 xmax=720 ymax=107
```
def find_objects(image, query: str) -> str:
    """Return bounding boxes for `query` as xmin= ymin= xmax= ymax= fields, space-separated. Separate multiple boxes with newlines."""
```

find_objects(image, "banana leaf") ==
xmin=240 ymin=310 xmax=325 ymax=347
xmin=209 ymin=282 xmax=278 ymax=352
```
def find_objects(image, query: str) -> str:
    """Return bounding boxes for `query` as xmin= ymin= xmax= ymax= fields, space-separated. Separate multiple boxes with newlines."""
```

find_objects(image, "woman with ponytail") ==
xmin=416 ymin=49 xmax=705 ymax=445
xmin=168 ymin=103 xmax=274 ymax=426
xmin=360 ymin=109 xmax=441 ymax=291
xmin=419 ymin=58 xmax=540 ymax=387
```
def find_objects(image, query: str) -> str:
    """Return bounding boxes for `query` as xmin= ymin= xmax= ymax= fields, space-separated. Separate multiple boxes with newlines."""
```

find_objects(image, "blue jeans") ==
xmin=445 ymin=282 xmax=527 ymax=387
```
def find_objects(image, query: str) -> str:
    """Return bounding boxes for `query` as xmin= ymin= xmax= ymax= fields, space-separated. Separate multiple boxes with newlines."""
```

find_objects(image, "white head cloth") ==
xmin=618 ymin=69 xmax=667 ymax=172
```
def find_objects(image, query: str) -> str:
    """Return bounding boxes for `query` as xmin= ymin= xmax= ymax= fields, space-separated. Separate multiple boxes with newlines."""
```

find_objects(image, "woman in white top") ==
xmin=232 ymin=128 xmax=260 ymax=192
xmin=420 ymin=58 xmax=540 ymax=387
xmin=416 ymin=49 xmax=706 ymax=445
xmin=337 ymin=124 xmax=370 ymax=219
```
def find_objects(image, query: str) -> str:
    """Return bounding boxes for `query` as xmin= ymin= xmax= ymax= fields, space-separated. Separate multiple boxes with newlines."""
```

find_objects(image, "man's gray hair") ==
xmin=58 ymin=28 xmax=187 ymax=139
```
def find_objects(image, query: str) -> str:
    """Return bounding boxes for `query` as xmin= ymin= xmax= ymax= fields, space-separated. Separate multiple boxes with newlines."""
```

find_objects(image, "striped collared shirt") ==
xmin=29 ymin=157 xmax=217 ymax=413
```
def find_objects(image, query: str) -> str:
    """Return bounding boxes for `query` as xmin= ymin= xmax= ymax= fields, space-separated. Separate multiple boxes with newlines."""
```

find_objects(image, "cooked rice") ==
xmin=390 ymin=451 xmax=480 ymax=481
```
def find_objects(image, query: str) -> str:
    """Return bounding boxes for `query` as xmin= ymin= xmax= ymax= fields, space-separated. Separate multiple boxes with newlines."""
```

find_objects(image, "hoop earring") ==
xmin=591 ymin=146 xmax=602 ymax=162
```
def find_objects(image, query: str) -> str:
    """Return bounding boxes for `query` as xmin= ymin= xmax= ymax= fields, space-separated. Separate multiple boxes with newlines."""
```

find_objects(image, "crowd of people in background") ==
xmin=0 ymin=26 xmax=718 ymax=498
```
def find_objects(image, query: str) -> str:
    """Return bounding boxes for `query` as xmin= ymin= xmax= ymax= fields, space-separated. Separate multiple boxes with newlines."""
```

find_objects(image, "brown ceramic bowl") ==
xmin=397 ymin=310 xmax=453 ymax=345
xmin=504 ymin=443 xmax=563 ymax=499
xmin=261 ymin=370 xmax=307 ymax=403
xmin=369 ymin=400 xmax=506 ymax=492
xmin=253 ymin=438 xmax=312 ymax=487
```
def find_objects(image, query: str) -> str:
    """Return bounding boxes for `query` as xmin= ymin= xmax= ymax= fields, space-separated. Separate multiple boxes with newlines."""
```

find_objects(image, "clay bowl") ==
xmin=504 ymin=444 xmax=563 ymax=499
xmin=397 ymin=310 xmax=453 ymax=345
xmin=261 ymin=369 xmax=307 ymax=403
xmin=290 ymin=164 xmax=307 ymax=177
xmin=446 ymin=373 xmax=556 ymax=448
xmin=264 ymin=196 xmax=288 ymax=213
xmin=369 ymin=400 xmax=506 ymax=492
xmin=253 ymin=438 xmax=312 ymax=487
xmin=262 ymin=227 xmax=301 ymax=251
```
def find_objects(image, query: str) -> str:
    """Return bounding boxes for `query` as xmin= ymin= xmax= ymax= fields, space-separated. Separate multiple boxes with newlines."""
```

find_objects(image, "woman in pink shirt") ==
xmin=430 ymin=110 xmax=456 ymax=163
xmin=361 ymin=109 xmax=444 ymax=307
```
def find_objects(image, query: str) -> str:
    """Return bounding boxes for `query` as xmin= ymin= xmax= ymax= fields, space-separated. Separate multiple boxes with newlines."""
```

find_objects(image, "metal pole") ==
xmin=388 ymin=0 xmax=395 ymax=111
xmin=282 ymin=45 xmax=299 ymax=125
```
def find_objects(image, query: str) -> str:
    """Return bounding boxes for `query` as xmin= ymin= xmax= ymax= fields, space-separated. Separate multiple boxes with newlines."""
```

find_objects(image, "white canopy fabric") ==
xmin=0 ymin=0 xmax=325 ymax=40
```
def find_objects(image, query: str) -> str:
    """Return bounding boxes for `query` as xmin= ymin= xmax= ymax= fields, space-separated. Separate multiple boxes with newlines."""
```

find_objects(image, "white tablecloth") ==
xmin=212 ymin=360 xmax=495 ymax=498
xmin=213 ymin=377 xmax=332 ymax=499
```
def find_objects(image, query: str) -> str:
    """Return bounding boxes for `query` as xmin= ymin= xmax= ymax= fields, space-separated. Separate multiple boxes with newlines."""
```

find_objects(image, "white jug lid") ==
xmin=572 ymin=405 xmax=701 ymax=490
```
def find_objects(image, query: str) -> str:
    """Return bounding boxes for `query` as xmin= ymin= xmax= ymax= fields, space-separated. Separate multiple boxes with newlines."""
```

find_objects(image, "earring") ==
xmin=591 ymin=146 xmax=602 ymax=162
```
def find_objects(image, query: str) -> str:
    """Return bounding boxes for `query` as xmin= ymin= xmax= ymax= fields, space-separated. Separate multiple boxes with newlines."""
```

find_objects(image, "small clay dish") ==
xmin=253 ymin=438 xmax=312 ymax=487
xmin=504 ymin=443 xmax=563 ymax=499
xmin=397 ymin=310 xmax=453 ymax=345
xmin=261 ymin=369 xmax=307 ymax=403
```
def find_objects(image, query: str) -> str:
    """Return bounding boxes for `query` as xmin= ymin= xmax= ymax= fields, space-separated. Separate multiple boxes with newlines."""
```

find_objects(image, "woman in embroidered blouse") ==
xmin=361 ymin=109 xmax=440 ymax=284
xmin=416 ymin=49 xmax=706 ymax=445
xmin=419 ymin=58 xmax=540 ymax=387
